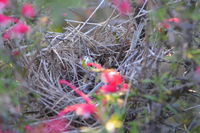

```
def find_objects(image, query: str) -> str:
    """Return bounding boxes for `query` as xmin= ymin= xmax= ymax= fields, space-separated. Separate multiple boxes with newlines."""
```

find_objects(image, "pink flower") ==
xmin=99 ymin=83 xmax=128 ymax=94
xmin=2 ymin=30 xmax=10 ymax=40
xmin=195 ymin=66 xmax=200 ymax=75
xmin=101 ymin=69 xmax=122 ymax=85
xmin=120 ymin=83 xmax=128 ymax=92
xmin=59 ymin=80 xmax=92 ymax=104
xmin=11 ymin=50 xmax=20 ymax=56
xmin=58 ymin=103 xmax=96 ymax=118
xmin=0 ymin=0 xmax=9 ymax=12
xmin=10 ymin=22 xmax=29 ymax=38
xmin=0 ymin=14 xmax=12 ymax=27
xmin=112 ymin=0 xmax=132 ymax=15
xmin=2 ymin=22 xmax=28 ymax=39
xmin=193 ymin=66 xmax=200 ymax=84
xmin=24 ymin=119 xmax=67 ymax=133
xmin=160 ymin=17 xmax=180 ymax=29
xmin=160 ymin=22 xmax=170 ymax=29
xmin=86 ymin=63 xmax=128 ymax=94
xmin=76 ymin=103 xmax=96 ymax=118
xmin=100 ymin=84 xmax=117 ymax=93
xmin=24 ymin=125 xmax=32 ymax=132
xmin=118 ymin=0 xmax=132 ymax=15
xmin=21 ymin=3 xmax=35 ymax=18
xmin=166 ymin=18 xmax=180 ymax=23
xmin=44 ymin=119 xmax=67 ymax=133
xmin=87 ymin=62 xmax=103 ymax=69
xmin=59 ymin=80 xmax=96 ymax=118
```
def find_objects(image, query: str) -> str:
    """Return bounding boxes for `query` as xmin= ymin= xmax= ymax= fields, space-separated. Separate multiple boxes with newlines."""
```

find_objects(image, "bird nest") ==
xmin=25 ymin=17 xmax=166 ymax=127
xmin=4 ymin=6 xmax=172 ymax=131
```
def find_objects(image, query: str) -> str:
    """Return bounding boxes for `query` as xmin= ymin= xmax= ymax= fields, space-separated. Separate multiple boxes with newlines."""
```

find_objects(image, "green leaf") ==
xmin=129 ymin=121 xmax=139 ymax=133
xmin=143 ymin=95 xmax=158 ymax=101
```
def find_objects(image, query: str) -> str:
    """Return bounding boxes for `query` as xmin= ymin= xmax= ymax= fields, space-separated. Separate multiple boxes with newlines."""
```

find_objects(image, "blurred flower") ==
xmin=24 ymin=125 xmax=32 ymax=132
xmin=2 ymin=22 xmax=28 ymax=39
xmin=0 ymin=0 xmax=9 ymax=12
xmin=100 ymin=84 xmax=117 ymax=93
xmin=44 ymin=119 xmax=67 ymax=133
xmin=59 ymin=80 xmax=96 ymax=118
xmin=166 ymin=18 xmax=180 ymax=23
xmin=193 ymin=66 xmax=200 ymax=84
xmin=0 ymin=14 xmax=12 ymax=27
xmin=120 ymin=83 xmax=128 ymax=92
xmin=21 ymin=3 xmax=35 ymax=18
xmin=76 ymin=103 xmax=96 ymax=118
xmin=58 ymin=103 xmax=96 ymax=119
xmin=105 ymin=114 xmax=122 ymax=132
xmin=59 ymin=80 xmax=92 ymax=104
xmin=99 ymin=69 xmax=129 ymax=94
xmin=87 ymin=62 xmax=103 ymax=70
xmin=10 ymin=22 xmax=29 ymax=38
xmin=159 ymin=17 xmax=180 ymax=29
xmin=99 ymin=83 xmax=128 ymax=94
xmin=62 ymin=13 xmax=68 ymax=17
xmin=112 ymin=0 xmax=132 ymax=15
xmin=86 ymin=63 xmax=128 ymax=94
xmin=2 ymin=30 xmax=10 ymax=40
xmin=101 ymin=69 xmax=122 ymax=85
xmin=196 ymin=66 xmax=200 ymax=75
xmin=11 ymin=50 xmax=20 ymax=56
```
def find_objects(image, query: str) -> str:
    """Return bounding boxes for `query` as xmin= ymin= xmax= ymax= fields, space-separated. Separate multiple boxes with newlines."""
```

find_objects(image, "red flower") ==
xmin=24 ymin=119 xmax=67 ymax=133
xmin=44 ymin=119 xmax=67 ymax=133
xmin=87 ymin=62 xmax=103 ymax=69
xmin=166 ymin=18 xmax=180 ymax=23
xmin=11 ymin=50 xmax=20 ymax=56
xmin=100 ymin=84 xmax=117 ymax=93
xmin=160 ymin=22 xmax=170 ymax=29
xmin=112 ymin=0 xmax=132 ymax=15
xmin=2 ymin=22 xmax=28 ymax=39
xmin=76 ymin=103 xmax=96 ymax=118
xmin=0 ymin=14 xmax=12 ymax=27
xmin=120 ymin=83 xmax=128 ymax=92
xmin=21 ymin=3 xmax=35 ymax=18
xmin=101 ymin=69 xmax=122 ymax=85
xmin=24 ymin=125 xmax=32 ymax=132
xmin=0 ymin=0 xmax=9 ymax=11
xmin=59 ymin=80 xmax=96 ymax=118
xmin=59 ymin=80 xmax=92 ymax=104
xmin=160 ymin=17 xmax=180 ymax=29
xmin=58 ymin=103 xmax=96 ymax=118
xmin=118 ymin=0 xmax=132 ymax=15
xmin=99 ymin=83 xmax=128 ymax=94
xmin=12 ymin=23 xmax=29 ymax=33
xmin=10 ymin=22 xmax=29 ymax=38
xmin=2 ymin=30 xmax=10 ymax=40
